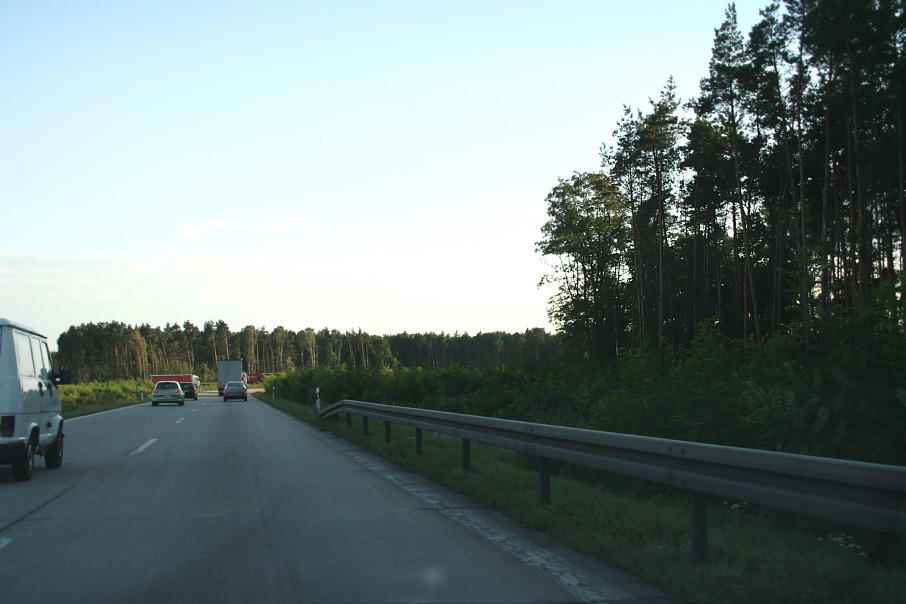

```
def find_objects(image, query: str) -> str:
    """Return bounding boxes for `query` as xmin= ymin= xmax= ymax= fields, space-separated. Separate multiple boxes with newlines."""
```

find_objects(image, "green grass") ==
xmin=63 ymin=399 xmax=145 ymax=418
xmin=260 ymin=394 xmax=906 ymax=603
xmin=60 ymin=379 xmax=151 ymax=418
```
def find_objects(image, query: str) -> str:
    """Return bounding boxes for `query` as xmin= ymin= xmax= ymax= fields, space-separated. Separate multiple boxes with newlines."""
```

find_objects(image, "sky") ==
xmin=0 ymin=0 xmax=770 ymax=347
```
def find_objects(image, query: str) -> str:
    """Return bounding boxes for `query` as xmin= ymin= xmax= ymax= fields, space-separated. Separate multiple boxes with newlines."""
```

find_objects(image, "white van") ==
xmin=0 ymin=318 xmax=71 ymax=481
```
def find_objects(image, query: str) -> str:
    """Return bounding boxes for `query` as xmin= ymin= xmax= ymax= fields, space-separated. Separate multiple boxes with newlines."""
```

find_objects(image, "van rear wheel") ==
xmin=12 ymin=439 xmax=35 ymax=481
xmin=45 ymin=429 xmax=64 ymax=469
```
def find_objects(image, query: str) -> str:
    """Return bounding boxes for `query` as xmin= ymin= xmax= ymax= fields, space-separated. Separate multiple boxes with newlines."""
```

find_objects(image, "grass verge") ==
xmin=259 ymin=394 xmax=906 ymax=603
xmin=63 ymin=400 xmax=145 ymax=418
xmin=60 ymin=379 xmax=152 ymax=418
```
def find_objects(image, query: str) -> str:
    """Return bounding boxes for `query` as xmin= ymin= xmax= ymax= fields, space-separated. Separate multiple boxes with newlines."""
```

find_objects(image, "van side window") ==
xmin=40 ymin=341 xmax=55 ymax=379
xmin=33 ymin=338 xmax=52 ymax=381
xmin=13 ymin=332 xmax=36 ymax=378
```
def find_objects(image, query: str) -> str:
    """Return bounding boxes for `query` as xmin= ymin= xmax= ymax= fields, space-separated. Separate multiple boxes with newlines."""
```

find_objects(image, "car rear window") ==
xmin=159 ymin=382 xmax=177 ymax=389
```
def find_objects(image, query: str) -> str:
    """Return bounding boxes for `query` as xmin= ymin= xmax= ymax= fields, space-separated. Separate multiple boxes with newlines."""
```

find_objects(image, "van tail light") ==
xmin=1 ymin=416 xmax=14 ymax=437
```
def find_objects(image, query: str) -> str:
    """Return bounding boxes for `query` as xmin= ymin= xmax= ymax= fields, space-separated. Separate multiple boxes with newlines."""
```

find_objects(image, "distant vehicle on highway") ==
xmin=0 ymin=318 xmax=71 ymax=481
xmin=217 ymin=359 xmax=245 ymax=395
xmin=150 ymin=373 xmax=199 ymax=387
xmin=222 ymin=381 xmax=248 ymax=401
xmin=152 ymin=381 xmax=185 ymax=406
xmin=179 ymin=382 xmax=199 ymax=400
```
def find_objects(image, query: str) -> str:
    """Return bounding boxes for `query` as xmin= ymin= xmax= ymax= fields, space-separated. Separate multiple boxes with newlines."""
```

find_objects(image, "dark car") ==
xmin=180 ymin=382 xmax=199 ymax=400
xmin=222 ymin=381 xmax=247 ymax=401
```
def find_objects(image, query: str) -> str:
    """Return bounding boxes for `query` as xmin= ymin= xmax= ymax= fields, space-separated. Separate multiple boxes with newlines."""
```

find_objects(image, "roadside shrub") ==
xmin=60 ymin=379 xmax=151 ymax=410
xmin=268 ymin=307 xmax=905 ymax=466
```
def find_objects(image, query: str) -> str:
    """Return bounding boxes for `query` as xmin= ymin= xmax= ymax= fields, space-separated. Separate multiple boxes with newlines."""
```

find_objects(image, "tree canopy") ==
xmin=54 ymin=321 xmax=561 ymax=383
xmin=540 ymin=0 xmax=906 ymax=362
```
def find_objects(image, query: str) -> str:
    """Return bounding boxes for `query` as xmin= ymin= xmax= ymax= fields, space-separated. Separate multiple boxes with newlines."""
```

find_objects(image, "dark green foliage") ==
xmin=271 ymin=280 xmax=905 ymax=466
xmin=544 ymin=0 xmax=906 ymax=366
xmin=54 ymin=322 xmax=562 ymax=384
xmin=526 ymin=0 xmax=906 ymax=463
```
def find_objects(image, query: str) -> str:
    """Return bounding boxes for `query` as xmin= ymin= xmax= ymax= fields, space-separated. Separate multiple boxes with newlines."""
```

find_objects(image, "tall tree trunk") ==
xmin=821 ymin=100 xmax=832 ymax=308
xmin=654 ymin=150 xmax=665 ymax=368
xmin=898 ymin=40 xmax=906 ymax=292
xmin=795 ymin=49 xmax=811 ymax=358
xmin=731 ymin=200 xmax=743 ymax=341
xmin=846 ymin=43 xmax=870 ymax=301
xmin=731 ymin=121 xmax=763 ymax=344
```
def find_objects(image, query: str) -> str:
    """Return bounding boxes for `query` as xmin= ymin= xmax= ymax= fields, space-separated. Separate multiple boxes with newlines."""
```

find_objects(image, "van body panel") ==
xmin=0 ymin=318 xmax=65 ymax=478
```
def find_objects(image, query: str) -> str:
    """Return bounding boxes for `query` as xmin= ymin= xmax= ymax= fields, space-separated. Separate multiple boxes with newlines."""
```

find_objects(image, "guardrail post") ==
xmin=462 ymin=439 xmax=471 ymax=471
xmin=539 ymin=458 xmax=551 ymax=505
xmin=385 ymin=421 xmax=391 ymax=443
xmin=363 ymin=416 xmax=369 ymax=435
xmin=415 ymin=428 xmax=423 ymax=455
xmin=346 ymin=412 xmax=352 ymax=428
xmin=691 ymin=492 xmax=709 ymax=564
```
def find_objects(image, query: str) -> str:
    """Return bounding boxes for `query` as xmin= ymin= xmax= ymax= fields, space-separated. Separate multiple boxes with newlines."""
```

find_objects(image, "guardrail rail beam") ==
xmin=319 ymin=399 xmax=906 ymax=562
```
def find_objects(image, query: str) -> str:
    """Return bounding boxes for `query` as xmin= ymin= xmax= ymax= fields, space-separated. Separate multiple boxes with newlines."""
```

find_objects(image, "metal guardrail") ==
xmin=319 ymin=399 xmax=906 ymax=562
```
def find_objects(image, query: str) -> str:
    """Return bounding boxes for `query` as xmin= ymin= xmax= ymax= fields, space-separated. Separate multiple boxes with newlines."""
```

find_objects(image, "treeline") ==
xmin=54 ymin=321 xmax=561 ymax=383
xmin=540 ymin=1 xmax=906 ymax=362
xmin=269 ymin=306 xmax=906 ymax=466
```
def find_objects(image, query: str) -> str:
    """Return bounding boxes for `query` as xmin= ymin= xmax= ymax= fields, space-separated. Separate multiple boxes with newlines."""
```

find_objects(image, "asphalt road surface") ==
xmin=0 ymin=392 xmax=668 ymax=603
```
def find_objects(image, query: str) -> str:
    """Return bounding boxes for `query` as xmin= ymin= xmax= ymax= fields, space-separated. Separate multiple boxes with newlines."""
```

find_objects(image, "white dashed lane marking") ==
xmin=129 ymin=438 xmax=158 ymax=455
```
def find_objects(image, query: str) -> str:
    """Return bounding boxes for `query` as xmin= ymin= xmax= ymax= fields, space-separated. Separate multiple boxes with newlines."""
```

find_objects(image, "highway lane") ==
xmin=0 ymin=392 xmax=667 ymax=603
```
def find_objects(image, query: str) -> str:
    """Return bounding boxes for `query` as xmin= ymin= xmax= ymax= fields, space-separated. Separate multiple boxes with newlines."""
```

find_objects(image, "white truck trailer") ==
xmin=217 ymin=359 xmax=245 ymax=396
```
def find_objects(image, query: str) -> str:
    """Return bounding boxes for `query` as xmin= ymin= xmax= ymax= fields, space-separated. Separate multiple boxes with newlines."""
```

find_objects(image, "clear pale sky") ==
xmin=0 ymin=0 xmax=768 ymax=346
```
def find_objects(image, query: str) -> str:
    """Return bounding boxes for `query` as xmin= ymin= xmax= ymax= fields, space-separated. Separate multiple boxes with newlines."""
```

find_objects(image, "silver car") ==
xmin=222 ymin=381 xmax=248 ymax=401
xmin=152 ymin=381 xmax=185 ymax=406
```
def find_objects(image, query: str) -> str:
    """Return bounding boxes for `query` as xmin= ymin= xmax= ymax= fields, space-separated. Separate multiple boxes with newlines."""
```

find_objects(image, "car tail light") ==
xmin=1 ymin=415 xmax=14 ymax=437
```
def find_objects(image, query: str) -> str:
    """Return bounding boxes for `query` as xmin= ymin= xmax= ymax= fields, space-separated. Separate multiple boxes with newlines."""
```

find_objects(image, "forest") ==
xmin=54 ymin=320 xmax=561 ymax=383
xmin=54 ymin=1 xmax=904 ymax=464
xmin=538 ymin=1 xmax=904 ymax=363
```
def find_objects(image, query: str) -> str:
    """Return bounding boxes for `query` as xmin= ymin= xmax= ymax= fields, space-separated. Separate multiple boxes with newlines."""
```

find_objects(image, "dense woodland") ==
xmin=55 ymin=2 xmax=904 ymax=463
xmin=540 ymin=0 xmax=904 ymax=363
xmin=54 ymin=321 xmax=561 ymax=383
